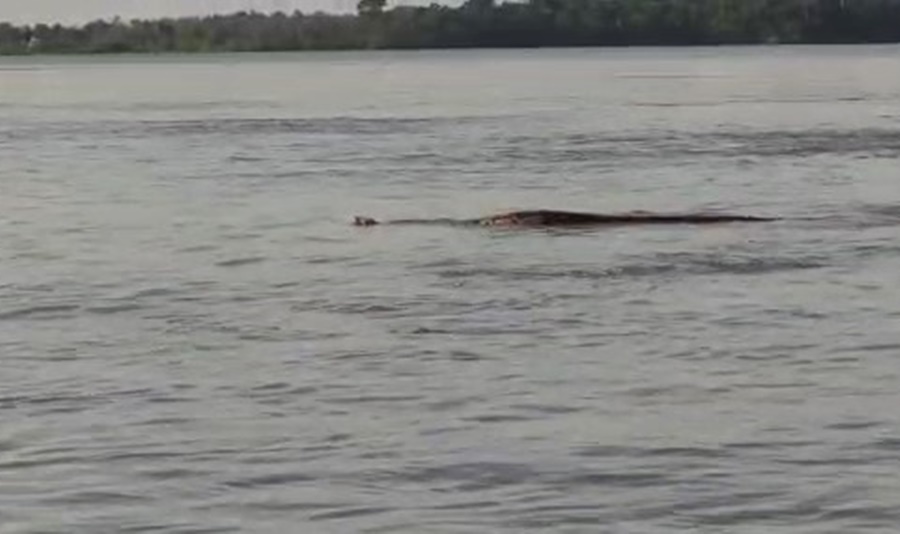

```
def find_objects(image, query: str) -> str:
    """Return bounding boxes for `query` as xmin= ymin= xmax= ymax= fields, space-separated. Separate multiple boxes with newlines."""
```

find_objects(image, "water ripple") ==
xmin=4 ymin=48 xmax=900 ymax=534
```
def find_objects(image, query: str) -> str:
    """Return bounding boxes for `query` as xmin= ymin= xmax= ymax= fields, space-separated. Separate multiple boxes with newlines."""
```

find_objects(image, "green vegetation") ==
xmin=2 ymin=0 xmax=900 ymax=54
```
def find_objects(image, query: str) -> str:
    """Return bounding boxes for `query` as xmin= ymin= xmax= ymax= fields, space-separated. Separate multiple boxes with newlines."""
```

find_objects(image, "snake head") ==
xmin=353 ymin=216 xmax=379 ymax=226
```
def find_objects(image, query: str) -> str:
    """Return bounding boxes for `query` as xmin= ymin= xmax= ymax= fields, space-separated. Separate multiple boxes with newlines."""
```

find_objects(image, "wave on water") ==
xmin=503 ymin=128 xmax=900 ymax=162
xmin=432 ymin=254 xmax=826 ymax=282
xmin=3 ymin=115 xmax=498 ymax=142
xmin=853 ymin=203 xmax=900 ymax=226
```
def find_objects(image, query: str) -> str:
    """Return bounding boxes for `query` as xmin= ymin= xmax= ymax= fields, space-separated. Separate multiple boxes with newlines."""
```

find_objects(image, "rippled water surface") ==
xmin=2 ymin=47 xmax=900 ymax=533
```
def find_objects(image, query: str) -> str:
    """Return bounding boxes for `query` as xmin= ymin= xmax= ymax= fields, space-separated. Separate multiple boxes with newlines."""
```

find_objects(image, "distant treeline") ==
xmin=3 ymin=0 xmax=900 ymax=54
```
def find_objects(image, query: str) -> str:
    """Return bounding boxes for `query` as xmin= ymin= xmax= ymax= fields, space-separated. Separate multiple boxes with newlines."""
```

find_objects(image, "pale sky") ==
xmin=1 ymin=0 xmax=461 ymax=25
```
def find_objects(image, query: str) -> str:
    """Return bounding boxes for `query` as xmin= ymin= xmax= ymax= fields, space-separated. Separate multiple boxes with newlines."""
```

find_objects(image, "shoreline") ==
xmin=4 ymin=2 xmax=900 ymax=56
xmin=4 ymin=41 xmax=900 ymax=59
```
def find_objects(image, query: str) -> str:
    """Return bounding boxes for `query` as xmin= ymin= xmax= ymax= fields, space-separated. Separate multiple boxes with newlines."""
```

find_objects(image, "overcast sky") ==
xmin=1 ymin=0 xmax=462 ymax=25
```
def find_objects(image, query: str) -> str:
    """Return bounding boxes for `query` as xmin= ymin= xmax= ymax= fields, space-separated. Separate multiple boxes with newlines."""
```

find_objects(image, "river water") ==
xmin=1 ymin=46 xmax=900 ymax=533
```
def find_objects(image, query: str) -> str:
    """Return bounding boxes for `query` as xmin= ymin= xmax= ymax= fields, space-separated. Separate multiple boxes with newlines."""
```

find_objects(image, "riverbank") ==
xmin=3 ymin=0 xmax=900 ymax=55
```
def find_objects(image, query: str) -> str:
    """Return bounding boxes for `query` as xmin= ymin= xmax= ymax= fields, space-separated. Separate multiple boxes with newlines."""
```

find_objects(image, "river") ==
xmin=2 ymin=46 xmax=900 ymax=533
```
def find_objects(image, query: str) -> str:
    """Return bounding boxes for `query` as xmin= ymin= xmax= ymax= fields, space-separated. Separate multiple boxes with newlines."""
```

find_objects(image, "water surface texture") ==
xmin=2 ymin=47 xmax=900 ymax=533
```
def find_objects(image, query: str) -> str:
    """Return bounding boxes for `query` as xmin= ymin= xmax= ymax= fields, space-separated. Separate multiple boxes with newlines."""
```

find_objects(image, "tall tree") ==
xmin=358 ymin=0 xmax=387 ymax=17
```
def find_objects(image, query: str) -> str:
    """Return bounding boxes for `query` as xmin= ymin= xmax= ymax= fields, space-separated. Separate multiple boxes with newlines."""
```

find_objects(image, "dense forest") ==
xmin=2 ymin=0 xmax=900 ymax=54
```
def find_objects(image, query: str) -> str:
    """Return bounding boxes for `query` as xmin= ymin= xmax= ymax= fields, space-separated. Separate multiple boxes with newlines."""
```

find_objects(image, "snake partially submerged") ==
xmin=353 ymin=209 xmax=776 ymax=228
